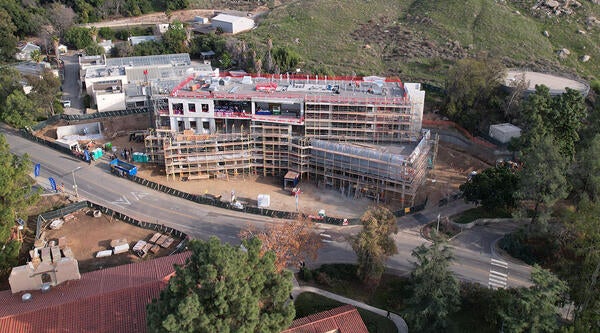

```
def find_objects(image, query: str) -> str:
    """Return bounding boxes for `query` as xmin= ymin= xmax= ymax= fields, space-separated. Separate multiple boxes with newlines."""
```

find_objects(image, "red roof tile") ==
xmin=282 ymin=305 xmax=369 ymax=333
xmin=0 ymin=253 xmax=368 ymax=333
xmin=0 ymin=252 xmax=190 ymax=333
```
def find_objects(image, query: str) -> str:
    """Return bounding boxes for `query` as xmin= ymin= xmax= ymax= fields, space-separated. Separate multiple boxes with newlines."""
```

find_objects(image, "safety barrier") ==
xmin=23 ymin=117 xmax=427 ymax=226
xmin=30 ymin=109 xmax=150 ymax=131
xmin=35 ymin=200 xmax=188 ymax=254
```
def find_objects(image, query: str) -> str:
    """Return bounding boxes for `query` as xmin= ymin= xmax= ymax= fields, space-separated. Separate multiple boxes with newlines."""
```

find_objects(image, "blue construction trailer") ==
xmin=109 ymin=158 xmax=137 ymax=177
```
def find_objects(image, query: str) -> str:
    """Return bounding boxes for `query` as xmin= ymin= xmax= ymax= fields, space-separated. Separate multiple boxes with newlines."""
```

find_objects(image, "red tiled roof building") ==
xmin=0 ymin=253 xmax=368 ymax=333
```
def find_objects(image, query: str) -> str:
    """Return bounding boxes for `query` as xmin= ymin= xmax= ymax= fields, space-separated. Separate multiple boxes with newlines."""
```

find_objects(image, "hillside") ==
xmin=239 ymin=0 xmax=599 ymax=84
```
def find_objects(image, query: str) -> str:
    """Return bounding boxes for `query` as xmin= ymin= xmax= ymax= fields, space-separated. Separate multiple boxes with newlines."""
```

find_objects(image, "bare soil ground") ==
xmin=417 ymin=143 xmax=491 ymax=208
xmin=36 ymin=114 xmax=151 ymax=156
xmin=44 ymin=208 xmax=180 ymax=273
xmin=136 ymin=140 xmax=484 ymax=217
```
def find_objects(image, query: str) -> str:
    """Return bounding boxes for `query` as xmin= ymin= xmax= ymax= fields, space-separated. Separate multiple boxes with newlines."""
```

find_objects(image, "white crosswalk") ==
xmin=488 ymin=258 xmax=509 ymax=289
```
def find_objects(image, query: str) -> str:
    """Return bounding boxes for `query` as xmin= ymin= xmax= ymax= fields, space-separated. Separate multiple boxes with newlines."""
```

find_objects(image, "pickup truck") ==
xmin=109 ymin=158 xmax=137 ymax=177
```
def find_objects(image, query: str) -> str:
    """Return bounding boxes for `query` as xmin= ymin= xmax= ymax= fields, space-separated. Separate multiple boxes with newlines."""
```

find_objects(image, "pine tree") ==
xmin=146 ymin=236 xmax=295 ymax=333
xmin=403 ymin=239 xmax=460 ymax=332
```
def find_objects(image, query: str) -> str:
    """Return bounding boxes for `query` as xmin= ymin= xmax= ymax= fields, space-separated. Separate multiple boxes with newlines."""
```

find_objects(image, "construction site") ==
xmin=144 ymin=73 xmax=434 ymax=206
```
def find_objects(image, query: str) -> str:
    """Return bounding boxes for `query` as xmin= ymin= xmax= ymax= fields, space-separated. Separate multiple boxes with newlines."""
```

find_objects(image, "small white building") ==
xmin=92 ymin=81 xmax=126 ymax=112
xmin=154 ymin=23 xmax=170 ymax=35
xmin=15 ymin=42 xmax=41 ymax=61
xmin=194 ymin=16 xmax=209 ymax=24
xmin=99 ymin=40 xmax=114 ymax=54
xmin=211 ymin=14 xmax=254 ymax=34
xmin=489 ymin=123 xmax=521 ymax=144
xmin=58 ymin=44 xmax=68 ymax=54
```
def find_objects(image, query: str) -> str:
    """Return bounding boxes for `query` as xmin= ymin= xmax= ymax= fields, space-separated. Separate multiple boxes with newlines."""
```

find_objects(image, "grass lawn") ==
xmin=294 ymin=292 xmax=397 ymax=333
xmin=302 ymin=263 xmax=499 ymax=332
xmin=452 ymin=206 xmax=511 ymax=224
xmin=239 ymin=0 xmax=599 ymax=82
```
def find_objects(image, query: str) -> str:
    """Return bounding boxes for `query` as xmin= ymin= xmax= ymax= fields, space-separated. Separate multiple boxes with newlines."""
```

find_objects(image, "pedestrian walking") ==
xmin=386 ymin=311 xmax=390 ymax=319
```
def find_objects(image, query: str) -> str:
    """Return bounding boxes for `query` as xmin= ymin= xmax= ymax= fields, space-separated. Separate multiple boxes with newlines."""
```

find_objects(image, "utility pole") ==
xmin=71 ymin=166 xmax=82 ymax=198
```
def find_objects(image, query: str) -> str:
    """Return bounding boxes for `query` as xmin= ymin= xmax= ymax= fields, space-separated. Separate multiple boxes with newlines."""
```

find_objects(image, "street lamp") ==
xmin=71 ymin=166 xmax=82 ymax=198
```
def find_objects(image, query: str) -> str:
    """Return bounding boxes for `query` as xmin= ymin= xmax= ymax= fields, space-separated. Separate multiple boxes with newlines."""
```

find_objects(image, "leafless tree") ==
xmin=47 ymin=3 xmax=76 ymax=36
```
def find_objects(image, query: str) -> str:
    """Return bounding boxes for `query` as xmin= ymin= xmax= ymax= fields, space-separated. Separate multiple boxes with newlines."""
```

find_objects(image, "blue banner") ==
xmin=49 ymin=177 xmax=57 ymax=191
xmin=34 ymin=163 xmax=40 ymax=177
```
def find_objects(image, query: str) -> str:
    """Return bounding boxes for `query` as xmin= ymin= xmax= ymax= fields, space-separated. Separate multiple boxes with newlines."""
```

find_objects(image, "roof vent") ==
xmin=21 ymin=293 xmax=32 ymax=302
xmin=41 ymin=283 xmax=51 ymax=294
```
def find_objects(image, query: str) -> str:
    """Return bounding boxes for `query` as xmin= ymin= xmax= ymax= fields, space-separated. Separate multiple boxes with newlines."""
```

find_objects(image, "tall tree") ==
xmin=517 ymin=135 xmax=569 ymax=229
xmin=239 ymin=217 xmax=322 ymax=272
xmin=350 ymin=206 xmax=398 ymax=285
xmin=47 ymin=3 xmax=76 ymax=37
xmin=519 ymin=85 xmax=586 ymax=160
xmin=0 ymin=9 xmax=17 ymax=62
xmin=444 ymin=57 xmax=505 ymax=133
xmin=561 ymin=197 xmax=600 ymax=331
xmin=497 ymin=265 xmax=568 ymax=333
xmin=460 ymin=165 xmax=520 ymax=211
xmin=571 ymin=134 xmax=600 ymax=201
xmin=146 ymin=237 xmax=295 ymax=333
xmin=2 ymin=90 xmax=37 ymax=128
xmin=403 ymin=238 xmax=460 ymax=332
xmin=163 ymin=21 xmax=188 ymax=54
xmin=89 ymin=26 xmax=98 ymax=43
xmin=27 ymin=68 xmax=62 ymax=117
xmin=0 ymin=134 xmax=39 ymax=273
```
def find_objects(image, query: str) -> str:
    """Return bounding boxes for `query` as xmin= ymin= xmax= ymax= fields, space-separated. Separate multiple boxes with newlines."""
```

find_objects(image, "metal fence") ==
xmin=30 ymin=109 xmax=150 ymax=131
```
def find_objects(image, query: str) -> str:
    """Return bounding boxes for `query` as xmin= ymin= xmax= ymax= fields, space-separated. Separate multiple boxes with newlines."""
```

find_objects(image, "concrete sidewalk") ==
xmin=292 ymin=277 xmax=408 ymax=333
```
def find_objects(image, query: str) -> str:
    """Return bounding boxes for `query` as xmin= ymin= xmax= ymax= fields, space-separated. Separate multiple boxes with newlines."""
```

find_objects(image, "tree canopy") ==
xmin=403 ymin=238 xmax=460 ymax=332
xmin=444 ymin=57 xmax=505 ymax=133
xmin=350 ymin=206 xmax=398 ymax=286
xmin=239 ymin=218 xmax=321 ymax=272
xmin=0 ymin=134 xmax=39 ymax=273
xmin=496 ymin=265 xmax=568 ymax=333
xmin=460 ymin=165 xmax=520 ymax=211
xmin=517 ymin=135 xmax=569 ymax=229
xmin=146 ymin=237 xmax=295 ymax=333
xmin=518 ymin=85 xmax=586 ymax=160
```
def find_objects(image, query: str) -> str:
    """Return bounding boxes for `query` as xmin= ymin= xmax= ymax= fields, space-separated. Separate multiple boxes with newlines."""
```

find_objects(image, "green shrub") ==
xmin=591 ymin=79 xmax=600 ymax=94
xmin=300 ymin=267 xmax=313 ymax=281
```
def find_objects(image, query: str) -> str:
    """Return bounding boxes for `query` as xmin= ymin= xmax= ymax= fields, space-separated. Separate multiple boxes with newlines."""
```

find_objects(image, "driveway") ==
xmin=61 ymin=54 xmax=84 ymax=115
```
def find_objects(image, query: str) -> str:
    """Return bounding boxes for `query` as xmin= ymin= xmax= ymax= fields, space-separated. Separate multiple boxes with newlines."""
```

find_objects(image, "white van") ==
xmin=61 ymin=100 xmax=71 ymax=108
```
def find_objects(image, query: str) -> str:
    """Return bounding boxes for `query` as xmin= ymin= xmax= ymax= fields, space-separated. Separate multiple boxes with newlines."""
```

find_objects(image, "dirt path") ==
xmin=80 ymin=8 xmax=267 ymax=29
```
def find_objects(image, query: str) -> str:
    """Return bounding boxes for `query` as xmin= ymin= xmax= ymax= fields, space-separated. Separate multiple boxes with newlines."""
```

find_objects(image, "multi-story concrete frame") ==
xmin=148 ymin=73 xmax=431 ymax=206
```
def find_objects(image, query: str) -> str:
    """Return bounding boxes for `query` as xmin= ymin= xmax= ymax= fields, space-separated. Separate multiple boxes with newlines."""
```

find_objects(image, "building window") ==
xmin=202 ymin=104 xmax=209 ymax=112
xmin=189 ymin=103 xmax=196 ymax=112
xmin=173 ymin=103 xmax=183 ymax=115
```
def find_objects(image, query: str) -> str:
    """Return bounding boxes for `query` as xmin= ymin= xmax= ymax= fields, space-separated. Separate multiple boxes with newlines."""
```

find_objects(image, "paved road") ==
xmin=4 ymin=126 xmax=531 ymax=288
xmin=61 ymin=54 xmax=84 ymax=114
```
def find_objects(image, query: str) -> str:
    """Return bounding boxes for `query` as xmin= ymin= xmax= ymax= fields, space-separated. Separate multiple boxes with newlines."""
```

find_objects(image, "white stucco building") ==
xmin=211 ymin=14 xmax=255 ymax=34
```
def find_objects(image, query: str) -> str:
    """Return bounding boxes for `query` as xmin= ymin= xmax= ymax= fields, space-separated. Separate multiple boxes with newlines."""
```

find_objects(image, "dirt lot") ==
xmin=36 ymin=114 xmax=151 ymax=158
xmin=416 ymin=143 xmax=491 ymax=207
xmin=43 ymin=206 xmax=181 ymax=273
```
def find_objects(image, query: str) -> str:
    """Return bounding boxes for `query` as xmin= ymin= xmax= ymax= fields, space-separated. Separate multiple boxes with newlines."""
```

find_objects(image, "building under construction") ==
xmin=145 ymin=73 xmax=433 ymax=206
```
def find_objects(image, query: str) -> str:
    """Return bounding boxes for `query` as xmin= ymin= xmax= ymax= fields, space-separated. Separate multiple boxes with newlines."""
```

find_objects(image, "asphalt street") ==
xmin=4 ymin=126 xmax=531 ymax=288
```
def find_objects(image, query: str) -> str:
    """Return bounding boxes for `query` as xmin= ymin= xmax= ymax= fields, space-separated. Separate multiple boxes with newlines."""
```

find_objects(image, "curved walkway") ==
xmin=292 ymin=279 xmax=408 ymax=333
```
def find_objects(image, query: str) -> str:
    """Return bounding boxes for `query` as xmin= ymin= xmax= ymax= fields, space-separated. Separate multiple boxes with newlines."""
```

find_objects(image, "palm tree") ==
xmin=52 ymin=35 xmax=60 ymax=62
xmin=89 ymin=26 xmax=98 ymax=43
xmin=30 ymin=49 xmax=43 ymax=63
